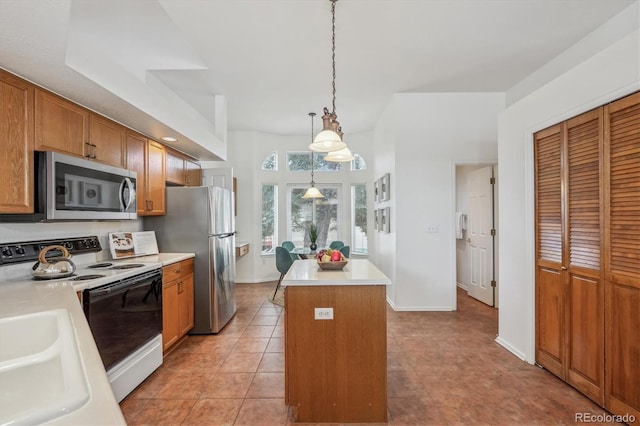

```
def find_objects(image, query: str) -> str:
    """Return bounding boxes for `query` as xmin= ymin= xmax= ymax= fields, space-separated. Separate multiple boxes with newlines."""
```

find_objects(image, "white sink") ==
xmin=0 ymin=309 xmax=90 ymax=425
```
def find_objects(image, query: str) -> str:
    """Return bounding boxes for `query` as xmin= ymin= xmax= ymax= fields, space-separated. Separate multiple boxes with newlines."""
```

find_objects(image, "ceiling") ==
xmin=0 ymin=0 xmax=635 ymax=160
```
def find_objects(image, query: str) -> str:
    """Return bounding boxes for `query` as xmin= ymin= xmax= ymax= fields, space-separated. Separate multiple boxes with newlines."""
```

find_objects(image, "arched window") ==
xmin=262 ymin=151 xmax=277 ymax=171
xmin=351 ymin=153 xmax=367 ymax=171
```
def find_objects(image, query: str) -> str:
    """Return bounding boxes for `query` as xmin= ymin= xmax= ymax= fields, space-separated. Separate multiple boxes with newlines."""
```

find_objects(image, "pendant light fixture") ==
xmin=324 ymin=125 xmax=355 ymax=162
xmin=303 ymin=112 xmax=324 ymax=199
xmin=309 ymin=0 xmax=347 ymax=153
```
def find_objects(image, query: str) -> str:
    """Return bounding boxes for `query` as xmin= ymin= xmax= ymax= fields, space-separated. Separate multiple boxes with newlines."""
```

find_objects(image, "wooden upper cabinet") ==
xmin=146 ymin=140 xmax=166 ymax=215
xmin=127 ymin=131 xmax=166 ymax=216
xmin=126 ymin=131 xmax=148 ymax=216
xmin=35 ymin=89 xmax=87 ymax=157
xmin=165 ymin=148 xmax=185 ymax=185
xmin=0 ymin=70 xmax=34 ymax=213
xmin=165 ymin=147 xmax=201 ymax=186
xmin=88 ymin=113 xmax=126 ymax=168
xmin=35 ymin=88 xmax=126 ymax=168
xmin=185 ymin=159 xmax=201 ymax=187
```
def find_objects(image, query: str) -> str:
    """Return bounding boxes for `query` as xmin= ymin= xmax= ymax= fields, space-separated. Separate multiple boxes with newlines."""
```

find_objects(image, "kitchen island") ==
xmin=282 ymin=259 xmax=391 ymax=423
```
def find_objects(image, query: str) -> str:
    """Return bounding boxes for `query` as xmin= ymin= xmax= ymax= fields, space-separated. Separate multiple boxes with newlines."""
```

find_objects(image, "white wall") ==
xmin=496 ymin=4 xmax=639 ymax=362
xmin=375 ymin=93 xmax=504 ymax=311
xmin=203 ymin=128 xmax=374 ymax=283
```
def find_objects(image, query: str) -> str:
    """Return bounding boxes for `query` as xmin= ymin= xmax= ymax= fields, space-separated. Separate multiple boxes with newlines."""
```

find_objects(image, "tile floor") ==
xmin=120 ymin=283 xmax=608 ymax=425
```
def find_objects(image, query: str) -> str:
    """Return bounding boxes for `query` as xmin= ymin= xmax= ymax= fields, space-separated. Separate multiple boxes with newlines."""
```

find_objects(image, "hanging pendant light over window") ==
xmin=310 ymin=0 xmax=348 ymax=153
xmin=303 ymin=112 xmax=324 ymax=199
xmin=324 ymin=125 xmax=354 ymax=162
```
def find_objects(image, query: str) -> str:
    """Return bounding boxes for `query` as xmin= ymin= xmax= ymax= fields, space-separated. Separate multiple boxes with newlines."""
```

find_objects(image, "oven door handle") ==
xmin=120 ymin=178 xmax=136 ymax=212
xmin=88 ymin=274 xmax=162 ymax=299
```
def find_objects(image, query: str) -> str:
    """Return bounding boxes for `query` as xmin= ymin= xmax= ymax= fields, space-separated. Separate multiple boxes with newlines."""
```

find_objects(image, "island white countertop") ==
xmin=282 ymin=259 xmax=391 ymax=286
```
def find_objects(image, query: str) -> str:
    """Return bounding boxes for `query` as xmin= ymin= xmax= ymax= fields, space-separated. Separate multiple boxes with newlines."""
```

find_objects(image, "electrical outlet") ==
xmin=314 ymin=307 xmax=334 ymax=320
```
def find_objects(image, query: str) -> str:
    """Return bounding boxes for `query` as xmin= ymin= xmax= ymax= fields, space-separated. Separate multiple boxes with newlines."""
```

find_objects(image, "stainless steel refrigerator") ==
xmin=146 ymin=186 xmax=236 ymax=334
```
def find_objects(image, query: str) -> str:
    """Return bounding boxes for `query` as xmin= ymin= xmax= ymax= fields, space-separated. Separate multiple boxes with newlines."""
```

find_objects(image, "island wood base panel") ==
xmin=285 ymin=285 xmax=387 ymax=423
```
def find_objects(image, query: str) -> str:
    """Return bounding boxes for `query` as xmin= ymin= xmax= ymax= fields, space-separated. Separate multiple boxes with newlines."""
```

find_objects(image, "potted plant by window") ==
xmin=309 ymin=223 xmax=318 ymax=251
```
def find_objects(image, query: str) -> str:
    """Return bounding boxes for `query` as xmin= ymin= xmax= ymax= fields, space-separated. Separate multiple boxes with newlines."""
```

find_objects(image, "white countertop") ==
xmin=0 ymin=252 xmax=194 ymax=425
xmin=282 ymin=259 xmax=391 ymax=286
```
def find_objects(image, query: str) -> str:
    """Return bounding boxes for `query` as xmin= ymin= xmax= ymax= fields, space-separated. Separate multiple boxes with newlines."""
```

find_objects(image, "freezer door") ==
xmin=208 ymin=186 xmax=234 ymax=235
xmin=209 ymin=234 xmax=237 ymax=332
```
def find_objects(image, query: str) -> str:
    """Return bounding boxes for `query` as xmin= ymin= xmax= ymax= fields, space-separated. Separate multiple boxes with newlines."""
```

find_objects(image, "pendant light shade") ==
xmin=310 ymin=109 xmax=346 ymax=152
xmin=324 ymin=146 xmax=355 ymax=162
xmin=303 ymin=112 xmax=324 ymax=199
xmin=302 ymin=186 xmax=324 ymax=199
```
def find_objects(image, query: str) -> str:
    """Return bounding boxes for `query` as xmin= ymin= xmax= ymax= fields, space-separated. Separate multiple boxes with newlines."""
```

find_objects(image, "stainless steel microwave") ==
xmin=0 ymin=151 xmax=137 ymax=222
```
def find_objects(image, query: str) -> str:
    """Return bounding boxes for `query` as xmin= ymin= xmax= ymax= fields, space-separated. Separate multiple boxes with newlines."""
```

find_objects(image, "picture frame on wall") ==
xmin=375 ymin=209 xmax=382 ymax=232
xmin=381 ymin=173 xmax=390 ymax=201
xmin=374 ymin=180 xmax=380 ymax=203
xmin=382 ymin=207 xmax=390 ymax=233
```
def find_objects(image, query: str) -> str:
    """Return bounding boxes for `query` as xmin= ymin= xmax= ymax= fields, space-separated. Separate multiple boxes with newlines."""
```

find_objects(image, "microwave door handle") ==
xmin=120 ymin=178 xmax=136 ymax=211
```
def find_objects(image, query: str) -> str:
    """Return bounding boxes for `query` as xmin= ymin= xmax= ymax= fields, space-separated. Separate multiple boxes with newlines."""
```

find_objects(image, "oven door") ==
xmin=83 ymin=269 xmax=162 ymax=371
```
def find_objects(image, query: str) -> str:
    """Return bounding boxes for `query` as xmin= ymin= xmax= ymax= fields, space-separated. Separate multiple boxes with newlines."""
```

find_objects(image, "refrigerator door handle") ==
xmin=211 ymin=232 xmax=236 ymax=238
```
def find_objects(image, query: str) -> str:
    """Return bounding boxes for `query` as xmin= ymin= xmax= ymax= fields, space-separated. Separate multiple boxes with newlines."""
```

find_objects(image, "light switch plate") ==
xmin=314 ymin=307 xmax=334 ymax=320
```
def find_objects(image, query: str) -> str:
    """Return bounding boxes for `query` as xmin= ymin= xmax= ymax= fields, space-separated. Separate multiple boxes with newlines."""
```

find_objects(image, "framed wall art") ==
xmin=381 ymin=173 xmax=390 ymax=201
xmin=374 ymin=179 xmax=380 ymax=203
xmin=382 ymin=207 xmax=390 ymax=233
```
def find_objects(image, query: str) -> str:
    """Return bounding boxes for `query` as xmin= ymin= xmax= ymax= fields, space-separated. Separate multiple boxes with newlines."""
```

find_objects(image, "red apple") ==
xmin=331 ymin=251 xmax=342 ymax=261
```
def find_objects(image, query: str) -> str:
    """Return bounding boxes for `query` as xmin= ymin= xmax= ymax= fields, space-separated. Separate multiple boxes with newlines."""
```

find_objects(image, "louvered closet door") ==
xmin=604 ymin=92 xmax=640 ymax=419
xmin=534 ymin=124 xmax=565 ymax=378
xmin=565 ymin=109 xmax=604 ymax=404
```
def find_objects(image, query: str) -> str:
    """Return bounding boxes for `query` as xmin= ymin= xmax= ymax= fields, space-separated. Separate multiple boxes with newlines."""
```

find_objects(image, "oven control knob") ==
xmin=15 ymin=246 xmax=26 ymax=255
xmin=64 ymin=241 xmax=74 ymax=250
xmin=1 ymin=247 xmax=12 ymax=257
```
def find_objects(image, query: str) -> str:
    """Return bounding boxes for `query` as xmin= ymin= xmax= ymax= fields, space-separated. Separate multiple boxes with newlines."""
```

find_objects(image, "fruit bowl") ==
xmin=317 ymin=259 xmax=348 ymax=270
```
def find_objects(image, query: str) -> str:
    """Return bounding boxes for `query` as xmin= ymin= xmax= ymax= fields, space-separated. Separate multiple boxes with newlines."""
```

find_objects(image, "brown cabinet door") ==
xmin=185 ymin=159 xmax=201 ymax=187
xmin=178 ymin=274 xmax=195 ymax=336
xmin=535 ymin=123 xmax=565 ymax=378
xmin=565 ymin=109 xmax=604 ymax=404
xmin=146 ymin=140 xmax=166 ymax=215
xmin=88 ymin=113 xmax=126 ymax=168
xmin=162 ymin=280 xmax=180 ymax=352
xmin=165 ymin=148 xmax=185 ymax=185
xmin=0 ymin=70 xmax=34 ymax=213
xmin=604 ymin=92 xmax=640 ymax=419
xmin=35 ymin=89 xmax=87 ymax=157
xmin=126 ymin=131 xmax=147 ymax=215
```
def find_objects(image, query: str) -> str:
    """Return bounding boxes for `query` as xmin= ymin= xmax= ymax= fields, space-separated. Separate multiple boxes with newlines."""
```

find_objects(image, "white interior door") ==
xmin=467 ymin=166 xmax=495 ymax=306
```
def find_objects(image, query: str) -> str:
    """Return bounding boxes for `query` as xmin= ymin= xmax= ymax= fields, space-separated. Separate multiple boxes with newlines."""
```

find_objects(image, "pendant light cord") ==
xmin=331 ymin=0 xmax=337 ymax=116
xmin=309 ymin=112 xmax=316 ymax=183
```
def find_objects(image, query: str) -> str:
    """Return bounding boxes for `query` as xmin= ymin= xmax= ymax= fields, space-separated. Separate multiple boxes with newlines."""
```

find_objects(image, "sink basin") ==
xmin=0 ymin=309 xmax=90 ymax=425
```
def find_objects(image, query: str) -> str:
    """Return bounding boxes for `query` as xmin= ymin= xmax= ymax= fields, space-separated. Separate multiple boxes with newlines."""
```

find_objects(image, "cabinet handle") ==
xmin=561 ymin=266 xmax=567 ymax=270
xmin=84 ymin=142 xmax=92 ymax=158
xmin=178 ymin=281 xmax=183 ymax=293
xmin=91 ymin=143 xmax=97 ymax=159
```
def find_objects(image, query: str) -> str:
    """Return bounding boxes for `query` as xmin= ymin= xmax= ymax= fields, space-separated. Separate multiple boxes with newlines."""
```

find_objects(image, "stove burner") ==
xmin=111 ymin=264 xmax=145 ymax=270
xmin=32 ymin=274 xmax=76 ymax=281
xmin=71 ymin=274 xmax=106 ymax=281
xmin=87 ymin=262 xmax=113 ymax=268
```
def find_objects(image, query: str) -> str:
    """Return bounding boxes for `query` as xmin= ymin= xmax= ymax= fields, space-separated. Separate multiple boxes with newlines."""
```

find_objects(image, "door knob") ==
xmin=466 ymin=238 xmax=471 ymax=243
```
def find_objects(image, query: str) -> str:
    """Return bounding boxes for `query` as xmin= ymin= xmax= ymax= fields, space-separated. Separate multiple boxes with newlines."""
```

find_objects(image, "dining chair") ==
xmin=282 ymin=240 xmax=295 ymax=251
xmin=273 ymin=246 xmax=295 ymax=300
xmin=339 ymin=245 xmax=350 ymax=258
xmin=329 ymin=241 xmax=344 ymax=250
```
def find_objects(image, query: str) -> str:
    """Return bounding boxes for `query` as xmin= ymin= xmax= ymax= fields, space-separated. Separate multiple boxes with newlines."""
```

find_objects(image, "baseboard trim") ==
xmin=456 ymin=282 xmax=468 ymax=291
xmin=386 ymin=296 xmax=454 ymax=311
xmin=495 ymin=336 xmax=529 ymax=363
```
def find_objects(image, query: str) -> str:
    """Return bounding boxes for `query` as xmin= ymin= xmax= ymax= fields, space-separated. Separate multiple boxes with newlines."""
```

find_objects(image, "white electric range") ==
xmin=0 ymin=236 xmax=164 ymax=403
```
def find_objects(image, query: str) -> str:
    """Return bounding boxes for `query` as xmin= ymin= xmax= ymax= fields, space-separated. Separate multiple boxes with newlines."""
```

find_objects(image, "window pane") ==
xmin=287 ymin=152 xmax=341 ymax=172
xmin=262 ymin=151 xmax=277 ymax=171
xmin=351 ymin=153 xmax=367 ymax=171
xmin=352 ymin=184 xmax=368 ymax=254
xmin=262 ymin=184 xmax=277 ymax=254
xmin=289 ymin=185 xmax=340 ymax=248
